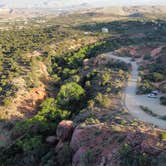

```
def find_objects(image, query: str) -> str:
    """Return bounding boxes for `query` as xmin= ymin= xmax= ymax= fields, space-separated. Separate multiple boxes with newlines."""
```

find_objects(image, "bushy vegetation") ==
xmin=106 ymin=60 xmax=131 ymax=72
xmin=160 ymin=96 xmax=166 ymax=106
xmin=159 ymin=132 xmax=166 ymax=140
xmin=143 ymin=54 xmax=151 ymax=60
xmin=140 ymin=105 xmax=158 ymax=117
xmin=137 ymin=80 xmax=154 ymax=94
xmin=119 ymin=144 xmax=153 ymax=166
xmin=142 ymin=72 xmax=165 ymax=83
xmin=80 ymin=149 xmax=95 ymax=166
xmin=95 ymin=93 xmax=112 ymax=109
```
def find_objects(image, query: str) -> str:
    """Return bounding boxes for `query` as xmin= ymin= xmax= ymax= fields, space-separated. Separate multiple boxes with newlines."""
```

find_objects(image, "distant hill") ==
xmin=83 ymin=6 xmax=166 ymax=17
xmin=0 ymin=5 xmax=166 ymax=20
xmin=0 ymin=8 xmax=13 ymax=15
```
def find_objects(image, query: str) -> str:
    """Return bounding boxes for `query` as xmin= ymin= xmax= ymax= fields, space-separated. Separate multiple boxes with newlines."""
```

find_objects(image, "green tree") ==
xmin=39 ymin=98 xmax=70 ymax=122
xmin=152 ymin=72 xmax=164 ymax=82
xmin=57 ymin=82 xmax=85 ymax=111
xmin=16 ymin=136 xmax=42 ymax=152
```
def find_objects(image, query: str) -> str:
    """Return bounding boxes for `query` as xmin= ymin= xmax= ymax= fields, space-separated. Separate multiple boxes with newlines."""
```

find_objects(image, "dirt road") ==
xmin=106 ymin=53 xmax=166 ymax=129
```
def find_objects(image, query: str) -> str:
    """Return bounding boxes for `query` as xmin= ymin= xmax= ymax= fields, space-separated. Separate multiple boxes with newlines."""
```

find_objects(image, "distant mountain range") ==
xmin=0 ymin=5 xmax=166 ymax=19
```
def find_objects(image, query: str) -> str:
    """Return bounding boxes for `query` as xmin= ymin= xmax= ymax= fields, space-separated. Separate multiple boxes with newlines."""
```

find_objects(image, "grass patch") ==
xmin=159 ymin=133 xmax=166 ymax=140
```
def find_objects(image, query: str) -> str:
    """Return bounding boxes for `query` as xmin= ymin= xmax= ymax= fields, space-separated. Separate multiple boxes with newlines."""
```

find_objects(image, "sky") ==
xmin=0 ymin=0 xmax=166 ymax=8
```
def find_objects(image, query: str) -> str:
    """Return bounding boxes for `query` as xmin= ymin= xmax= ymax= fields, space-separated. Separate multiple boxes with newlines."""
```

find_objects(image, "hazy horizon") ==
xmin=0 ymin=0 xmax=166 ymax=9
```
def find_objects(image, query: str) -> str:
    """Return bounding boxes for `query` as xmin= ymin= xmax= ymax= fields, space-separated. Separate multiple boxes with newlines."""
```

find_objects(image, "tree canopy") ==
xmin=57 ymin=82 xmax=85 ymax=111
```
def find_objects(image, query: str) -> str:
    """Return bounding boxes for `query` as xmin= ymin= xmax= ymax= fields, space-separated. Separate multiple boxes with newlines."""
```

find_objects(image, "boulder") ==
xmin=56 ymin=120 xmax=74 ymax=142
xmin=83 ymin=59 xmax=89 ymax=66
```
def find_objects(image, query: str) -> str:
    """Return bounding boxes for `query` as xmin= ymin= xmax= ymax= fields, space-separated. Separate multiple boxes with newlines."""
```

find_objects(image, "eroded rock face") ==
xmin=72 ymin=147 xmax=86 ymax=166
xmin=56 ymin=120 xmax=74 ymax=142
xmin=70 ymin=127 xmax=84 ymax=152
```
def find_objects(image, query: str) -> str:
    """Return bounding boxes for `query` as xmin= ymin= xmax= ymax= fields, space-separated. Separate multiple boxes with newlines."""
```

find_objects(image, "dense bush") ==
xmin=148 ymin=64 xmax=166 ymax=75
xmin=16 ymin=136 xmax=42 ymax=152
xmin=12 ymin=98 xmax=70 ymax=138
xmin=106 ymin=60 xmax=131 ymax=71
xmin=95 ymin=93 xmax=112 ymax=109
xmin=143 ymin=54 xmax=151 ymax=60
xmin=137 ymin=80 xmax=154 ymax=94
xmin=160 ymin=96 xmax=166 ymax=106
xmin=119 ymin=144 xmax=150 ymax=166
xmin=80 ymin=149 xmax=95 ymax=166
xmin=56 ymin=143 xmax=72 ymax=166
xmin=143 ymin=73 xmax=165 ymax=82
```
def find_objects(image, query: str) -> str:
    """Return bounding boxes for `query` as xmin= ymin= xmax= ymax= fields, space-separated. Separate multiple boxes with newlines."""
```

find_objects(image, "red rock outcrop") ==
xmin=70 ymin=127 xmax=84 ymax=152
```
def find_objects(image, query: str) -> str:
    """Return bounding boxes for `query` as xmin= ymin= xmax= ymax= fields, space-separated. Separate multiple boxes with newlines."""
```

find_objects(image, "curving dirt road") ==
xmin=106 ymin=53 xmax=166 ymax=129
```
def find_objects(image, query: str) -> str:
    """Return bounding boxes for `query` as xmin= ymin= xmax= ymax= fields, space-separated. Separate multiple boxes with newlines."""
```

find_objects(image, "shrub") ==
xmin=12 ymin=98 xmax=70 ymax=138
xmin=140 ymin=105 xmax=158 ymax=117
xmin=148 ymin=64 xmax=166 ymax=75
xmin=57 ymin=82 xmax=85 ymax=111
xmin=143 ymin=54 xmax=151 ymax=60
xmin=3 ymin=96 xmax=13 ymax=107
xmin=39 ymin=98 xmax=70 ymax=122
xmin=152 ymin=72 xmax=164 ymax=82
xmin=85 ymin=118 xmax=100 ymax=125
xmin=159 ymin=133 xmax=166 ymax=140
xmin=137 ymin=81 xmax=154 ymax=94
xmin=57 ymin=143 xmax=72 ymax=166
xmin=16 ymin=136 xmax=42 ymax=152
xmin=101 ymin=72 xmax=111 ymax=86
xmin=119 ymin=144 xmax=149 ymax=166
xmin=106 ymin=60 xmax=131 ymax=71
xmin=95 ymin=93 xmax=111 ymax=109
xmin=81 ymin=149 xmax=95 ymax=166
xmin=160 ymin=96 xmax=166 ymax=106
